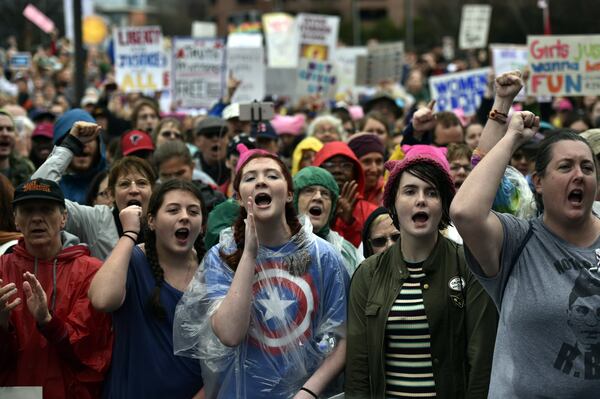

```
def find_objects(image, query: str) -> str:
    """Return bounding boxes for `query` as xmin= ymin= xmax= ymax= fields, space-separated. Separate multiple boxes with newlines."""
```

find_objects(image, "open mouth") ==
xmin=254 ymin=193 xmax=272 ymax=207
xmin=568 ymin=189 xmax=583 ymax=204
xmin=127 ymin=199 xmax=142 ymax=207
xmin=175 ymin=227 xmax=190 ymax=241
xmin=309 ymin=206 xmax=323 ymax=216
xmin=0 ymin=141 xmax=11 ymax=151
xmin=210 ymin=144 xmax=220 ymax=153
xmin=412 ymin=211 xmax=429 ymax=224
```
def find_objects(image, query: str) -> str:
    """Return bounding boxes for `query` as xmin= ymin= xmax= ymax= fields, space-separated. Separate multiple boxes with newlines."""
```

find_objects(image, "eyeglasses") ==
xmin=160 ymin=130 xmax=182 ymax=140
xmin=116 ymin=179 xmax=150 ymax=190
xmin=450 ymin=163 xmax=472 ymax=172
xmin=321 ymin=161 xmax=354 ymax=170
xmin=300 ymin=186 xmax=332 ymax=200
xmin=370 ymin=233 xmax=401 ymax=248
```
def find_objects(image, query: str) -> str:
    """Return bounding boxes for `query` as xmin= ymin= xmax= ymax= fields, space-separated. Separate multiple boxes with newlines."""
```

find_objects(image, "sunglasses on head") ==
xmin=370 ymin=233 xmax=401 ymax=248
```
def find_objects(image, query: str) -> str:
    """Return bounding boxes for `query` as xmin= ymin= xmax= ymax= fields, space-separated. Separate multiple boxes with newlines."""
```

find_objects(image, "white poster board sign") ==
xmin=191 ymin=21 xmax=216 ymax=38
xmin=335 ymin=46 xmax=368 ymax=93
xmin=263 ymin=13 xmax=298 ymax=68
xmin=458 ymin=4 xmax=492 ymax=50
xmin=265 ymin=68 xmax=298 ymax=99
xmin=297 ymin=58 xmax=338 ymax=99
xmin=227 ymin=46 xmax=266 ymax=103
xmin=491 ymin=44 xmax=528 ymax=100
xmin=356 ymin=41 xmax=405 ymax=86
xmin=429 ymin=67 xmax=491 ymax=116
xmin=527 ymin=35 xmax=600 ymax=96
xmin=114 ymin=26 xmax=165 ymax=93
xmin=296 ymin=13 xmax=340 ymax=61
xmin=172 ymin=37 xmax=225 ymax=109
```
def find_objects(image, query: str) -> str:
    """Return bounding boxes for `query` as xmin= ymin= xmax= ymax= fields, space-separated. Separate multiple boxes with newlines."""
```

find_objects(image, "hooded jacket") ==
xmin=291 ymin=137 xmax=323 ymax=176
xmin=0 ymin=232 xmax=113 ymax=399
xmin=313 ymin=142 xmax=378 ymax=247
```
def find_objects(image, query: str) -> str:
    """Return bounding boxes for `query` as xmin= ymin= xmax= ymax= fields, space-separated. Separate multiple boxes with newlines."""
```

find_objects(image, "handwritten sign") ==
xmin=335 ymin=47 xmax=368 ymax=93
xmin=263 ymin=13 xmax=298 ymax=68
xmin=227 ymin=46 xmax=265 ymax=103
xmin=296 ymin=13 xmax=339 ymax=61
xmin=458 ymin=5 xmax=492 ymax=50
xmin=355 ymin=42 xmax=404 ymax=86
xmin=527 ymin=35 xmax=600 ymax=96
xmin=113 ymin=26 xmax=165 ymax=93
xmin=491 ymin=44 xmax=528 ymax=100
xmin=429 ymin=67 xmax=491 ymax=116
xmin=172 ymin=37 xmax=225 ymax=109
xmin=297 ymin=58 xmax=337 ymax=99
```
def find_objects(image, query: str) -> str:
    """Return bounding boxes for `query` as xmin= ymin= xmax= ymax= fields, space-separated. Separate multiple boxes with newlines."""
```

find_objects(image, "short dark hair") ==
xmin=446 ymin=143 xmax=472 ymax=162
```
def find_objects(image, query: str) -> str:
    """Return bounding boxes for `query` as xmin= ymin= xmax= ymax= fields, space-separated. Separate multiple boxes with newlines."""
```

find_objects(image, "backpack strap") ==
xmin=508 ymin=221 xmax=534 ymax=270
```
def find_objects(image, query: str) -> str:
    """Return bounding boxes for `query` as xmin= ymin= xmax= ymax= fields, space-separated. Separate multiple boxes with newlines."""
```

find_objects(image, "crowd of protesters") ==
xmin=1 ymin=28 xmax=600 ymax=399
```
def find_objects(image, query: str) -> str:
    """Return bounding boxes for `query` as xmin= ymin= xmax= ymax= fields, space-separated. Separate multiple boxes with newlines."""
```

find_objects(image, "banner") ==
xmin=458 ymin=4 xmax=492 ymax=50
xmin=227 ymin=47 xmax=266 ymax=103
xmin=114 ymin=26 xmax=165 ymax=93
xmin=527 ymin=35 xmax=600 ymax=96
xmin=295 ymin=13 xmax=339 ymax=61
xmin=335 ymin=47 xmax=368 ymax=93
xmin=263 ymin=13 xmax=297 ymax=68
xmin=297 ymin=58 xmax=337 ymax=99
xmin=172 ymin=37 xmax=225 ymax=109
xmin=429 ymin=67 xmax=491 ymax=116
xmin=265 ymin=68 xmax=298 ymax=99
xmin=355 ymin=41 xmax=405 ymax=86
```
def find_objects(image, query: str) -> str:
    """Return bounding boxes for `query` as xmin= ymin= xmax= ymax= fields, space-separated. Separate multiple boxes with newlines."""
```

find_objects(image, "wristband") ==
xmin=300 ymin=387 xmax=318 ymax=399
xmin=488 ymin=109 xmax=508 ymax=124
xmin=59 ymin=133 xmax=85 ymax=156
xmin=122 ymin=233 xmax=137 ymax=244
xmin=123 ymin=230 xmax=139 ymax=236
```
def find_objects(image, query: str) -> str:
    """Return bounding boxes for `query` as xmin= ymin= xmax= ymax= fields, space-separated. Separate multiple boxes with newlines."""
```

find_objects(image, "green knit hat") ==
xmin=204 ymin=198 xmax=241 ymax=249
xmin=293 ymin=166 xmax=339 ymax=238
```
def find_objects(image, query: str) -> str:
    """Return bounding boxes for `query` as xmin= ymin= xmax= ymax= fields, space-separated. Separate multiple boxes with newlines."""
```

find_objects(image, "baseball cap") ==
xmin=252 ymin=121 xmax=278 ymax=141
xmin=32 ymin=122 xmax=54 ymax=139
xmin=13 ymin=178 xmax=65 ymax=206
xmin=222 ymin=103 xmax=240 ymax=120
xmin=195 ymin=117 xmax=227 ymax=137
xmin=121 ymin=130 xmax=155 ymax=156
xmin=227 ymin=134 xmax=256 ymax=158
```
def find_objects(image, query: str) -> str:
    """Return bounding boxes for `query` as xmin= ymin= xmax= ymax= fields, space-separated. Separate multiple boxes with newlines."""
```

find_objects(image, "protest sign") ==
xmin=227 ymin=46 xmax=265 ymax=103
xmin=429 ymin=67 xmax=491 ymax=116
xmin=172 ymin=37 xmax=225 ymax=109
xmin=491 ymin=44 xmax=528 ymax=100
xmin=23 ymin=3 xmax=55 ymax=34
xmin=336 ymin=47 xmax=368 ymax=93
xmin=265 ymin=68 xmax=298 ymax=99
xmin=227 ymin=33 xmax=263 ymax=48
xmin=263 ymin=13 xmax=298 ymax=68
xmin=297 ymin=58 xmax=337 ymax=99
xmin=192 ymin=21 xmax=216 ymax=38
xmin=355 ymin=41 xmax=404 ymax=86
xmin=527 ymin=35 xmax=600 ymax=96
xmin=295 ymin=13 xmax=339 ymax=61
xmin=9 ymin=53 xmax=31 ymax=70
xmin=458 ymin=4 xmax=492 ymax=50
xmin=114 ymin=26 xmax=165 ymax=93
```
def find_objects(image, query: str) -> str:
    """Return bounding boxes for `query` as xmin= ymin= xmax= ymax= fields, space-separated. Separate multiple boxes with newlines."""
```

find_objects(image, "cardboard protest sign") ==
xmin=355 ymin=42 xmax=404 ymax=86
xmin=297 ymin=58 xmax=337 ymax=99
xmin=527 ymin=35 xmax=600 ymax=96
xmin=263 ymin=13 xmax=298 ymax=68
xmin=429 ymin=67 xmax=491 ymax=116
xmin=114 ymin=26 xmax=165 ymax=93
xmin=295 ymin=13 xmax=339 ymax=62
xmin=172 ymin=37 xmax=225 ymax=109
xmin=265 ymin=68 xmax=298 ymax=99
xmin=227 ymin=46 xmax=266 ymax=103
xmin=336 ymin=47 xmax=368 ymax=93
xmin=458 ymin=4 xmax=492 ymax=50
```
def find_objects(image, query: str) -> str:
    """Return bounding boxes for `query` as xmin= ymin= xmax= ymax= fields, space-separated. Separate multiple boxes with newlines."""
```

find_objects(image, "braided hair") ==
xmin=220 ymin=152 xmax=301 ymax=271
xmin=144 ymin=179 xmax=207 ymax=320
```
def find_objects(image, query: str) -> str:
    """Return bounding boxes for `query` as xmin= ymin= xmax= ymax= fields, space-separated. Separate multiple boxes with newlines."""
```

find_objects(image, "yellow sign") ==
xmin=83 ymin=15 xmax=108 ymax=46
xmin=120 ymin=73 xmax=158 ymax=92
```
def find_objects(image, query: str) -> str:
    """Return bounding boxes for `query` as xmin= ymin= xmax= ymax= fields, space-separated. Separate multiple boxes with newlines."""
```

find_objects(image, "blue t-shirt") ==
xmin=203 ymin=234 xmax=349 ymax=398
xmin=103 ymin=246 xmax=203 ymax=398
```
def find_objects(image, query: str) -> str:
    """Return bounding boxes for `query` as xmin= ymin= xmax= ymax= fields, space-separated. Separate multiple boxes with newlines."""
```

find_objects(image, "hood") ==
xmin=291 ymin=137 xmax=323 ymax=176
xmin=312 ymin=141 xmax=366 ymax=195
xmin=12 ymin=231 xmax=91 ymax=262
xmin=361 ymin=207 xmax=390 ymax=258
xmin=293 ymin=166 xmax=339 ymax=238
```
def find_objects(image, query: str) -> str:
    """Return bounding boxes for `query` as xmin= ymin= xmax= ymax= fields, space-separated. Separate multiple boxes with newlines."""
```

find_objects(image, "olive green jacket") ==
xmin=345 ymin=234 xmax=497 ymax=399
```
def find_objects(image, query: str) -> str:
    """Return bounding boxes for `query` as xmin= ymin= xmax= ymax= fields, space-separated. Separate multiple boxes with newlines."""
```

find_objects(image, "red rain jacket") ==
xmin=313 ymin=141 xmax=378 ymax=247
xmin=0 ymin=237 xmax=113 ymax=399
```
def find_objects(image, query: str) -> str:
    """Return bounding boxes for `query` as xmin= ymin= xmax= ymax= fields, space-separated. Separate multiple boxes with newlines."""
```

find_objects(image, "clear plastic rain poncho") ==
xmin=493 ymin=165 xmax=537 ymax=219
xmin=174 ymin=219 xmax=350 ymax=399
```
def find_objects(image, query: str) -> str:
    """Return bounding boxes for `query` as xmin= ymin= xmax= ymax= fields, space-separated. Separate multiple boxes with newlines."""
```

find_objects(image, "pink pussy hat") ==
xmin=271 ymin=114 xmax=306 ymax=136
xmin=235 ymin=143 xmax=272 ymax=174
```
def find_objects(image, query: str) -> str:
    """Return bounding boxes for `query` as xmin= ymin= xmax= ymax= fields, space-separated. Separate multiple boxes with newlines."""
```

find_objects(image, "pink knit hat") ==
xmin=271 ymin=114 xmax=306 ymax=136
xmin=235 ymin=143 xmax=272 ymax=174
xmin=383 ymin=145 xmax=455 ymax=209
